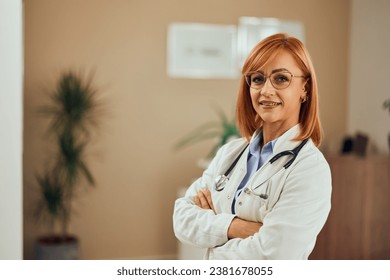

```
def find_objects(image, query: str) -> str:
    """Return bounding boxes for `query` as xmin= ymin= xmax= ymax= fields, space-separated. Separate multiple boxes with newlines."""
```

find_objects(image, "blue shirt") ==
xmin=231 ymin=132 xmax=277 ymax=214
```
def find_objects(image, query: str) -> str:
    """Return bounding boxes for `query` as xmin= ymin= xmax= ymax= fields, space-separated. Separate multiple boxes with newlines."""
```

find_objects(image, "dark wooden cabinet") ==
xmin=310 ymin=156 xmax=390 ymax=259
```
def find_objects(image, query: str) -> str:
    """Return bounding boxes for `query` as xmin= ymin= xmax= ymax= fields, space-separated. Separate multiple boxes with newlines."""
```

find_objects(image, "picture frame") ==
xmin=237 ymin=17 xmax=305 ymax=67
xmin=167 ymin=23 xmax=238 ymax=79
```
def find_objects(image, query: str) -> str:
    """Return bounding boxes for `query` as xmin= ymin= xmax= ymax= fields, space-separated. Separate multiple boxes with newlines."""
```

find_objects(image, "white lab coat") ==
xmin=173 ymin=124 xmax=332 ymax=259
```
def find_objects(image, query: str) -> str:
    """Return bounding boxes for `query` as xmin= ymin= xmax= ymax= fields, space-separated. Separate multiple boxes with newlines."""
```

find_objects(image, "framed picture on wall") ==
xmin=167 ymin=23 xmax=239 ymax=79
xmin=237 ymin=17 xmax=305 ymax=67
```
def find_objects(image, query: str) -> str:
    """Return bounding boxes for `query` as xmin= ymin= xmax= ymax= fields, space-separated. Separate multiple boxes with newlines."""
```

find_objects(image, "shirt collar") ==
xmin=249 ymin=130 xmax=277 ymax=155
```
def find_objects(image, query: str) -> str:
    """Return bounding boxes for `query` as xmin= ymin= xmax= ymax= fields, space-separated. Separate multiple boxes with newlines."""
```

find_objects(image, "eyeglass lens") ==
xmin=246 ymin=72 xmax=292 ymax=90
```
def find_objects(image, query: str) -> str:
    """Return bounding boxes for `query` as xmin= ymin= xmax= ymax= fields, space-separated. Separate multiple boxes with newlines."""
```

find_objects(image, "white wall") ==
xmin=348 ymin=0 xmax=390 ymax=154
xmin=0 ymin=0 xmax=23 ymax=259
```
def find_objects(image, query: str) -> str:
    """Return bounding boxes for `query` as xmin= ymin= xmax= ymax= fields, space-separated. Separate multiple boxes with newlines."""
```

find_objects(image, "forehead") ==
xmin=259 ymin=49 xmax=301 ymax=73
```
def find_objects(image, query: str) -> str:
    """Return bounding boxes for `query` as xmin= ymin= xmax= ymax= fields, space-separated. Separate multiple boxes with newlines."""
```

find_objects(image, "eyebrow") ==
xmin=250 ymin=68 xmax=290 ymax=75
xmin=271 ymin=68 xmax=290 ymax=74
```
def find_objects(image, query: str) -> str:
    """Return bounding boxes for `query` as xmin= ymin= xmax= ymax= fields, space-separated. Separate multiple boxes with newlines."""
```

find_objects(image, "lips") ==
xmin=259 ymin=101 xmax=282 ymax=106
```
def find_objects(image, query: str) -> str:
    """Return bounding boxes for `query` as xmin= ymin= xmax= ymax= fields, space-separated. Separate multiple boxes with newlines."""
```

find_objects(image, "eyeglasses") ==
xmin=244 ymin=70 xmax=306 ymax=90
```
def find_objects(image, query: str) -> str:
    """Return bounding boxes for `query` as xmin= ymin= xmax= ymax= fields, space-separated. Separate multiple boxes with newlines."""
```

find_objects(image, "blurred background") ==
xmin=1 ymin=0 xmax=389 ymax=260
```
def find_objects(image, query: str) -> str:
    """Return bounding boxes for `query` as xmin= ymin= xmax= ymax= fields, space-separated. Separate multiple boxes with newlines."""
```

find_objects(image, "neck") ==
xmin=262 ymin=122 xmax=299 ymax=144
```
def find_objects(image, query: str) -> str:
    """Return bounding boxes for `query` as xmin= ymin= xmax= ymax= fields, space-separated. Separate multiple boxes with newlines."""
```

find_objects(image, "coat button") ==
xmin=227 ymin=194 xmax=231 ymax=199
xmin=238 ymin=202 xmax=242 ymax=206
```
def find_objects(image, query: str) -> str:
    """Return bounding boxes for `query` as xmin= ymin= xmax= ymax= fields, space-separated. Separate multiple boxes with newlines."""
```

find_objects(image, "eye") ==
xmin=251 ymin=74 xmax=265 ymax=85
xmin=272 ymin=73 xmax=291 ymax=85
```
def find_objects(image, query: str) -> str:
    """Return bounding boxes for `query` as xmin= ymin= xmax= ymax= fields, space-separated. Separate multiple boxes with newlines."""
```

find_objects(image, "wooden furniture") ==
xmin=310 ymin=155 xmax=390 ymax=259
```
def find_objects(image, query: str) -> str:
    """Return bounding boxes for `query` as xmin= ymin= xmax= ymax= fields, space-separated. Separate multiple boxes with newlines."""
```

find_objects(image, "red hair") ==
xmin=236 ymin=33 xmax=322 ymax=146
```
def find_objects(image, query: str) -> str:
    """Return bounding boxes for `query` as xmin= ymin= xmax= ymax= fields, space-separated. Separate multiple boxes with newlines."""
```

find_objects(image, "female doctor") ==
xmin=173 ymin=33 xmax=332 ymax=259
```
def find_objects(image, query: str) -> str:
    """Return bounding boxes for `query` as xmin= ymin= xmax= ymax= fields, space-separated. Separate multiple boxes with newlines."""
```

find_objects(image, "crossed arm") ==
xmin=194 ymin=188 xmax=263 ymax=239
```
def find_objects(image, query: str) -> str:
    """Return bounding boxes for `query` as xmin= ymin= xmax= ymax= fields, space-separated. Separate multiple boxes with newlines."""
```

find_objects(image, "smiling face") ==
xmin=249 ymin=49 xmax=307 ymax=134
xmin=236 ymin=33 xmax=321 ymax=145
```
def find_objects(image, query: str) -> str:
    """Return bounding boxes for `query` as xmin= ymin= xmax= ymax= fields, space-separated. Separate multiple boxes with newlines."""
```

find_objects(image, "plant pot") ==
xmin=35 ymin=235 xmax=79 ymax=260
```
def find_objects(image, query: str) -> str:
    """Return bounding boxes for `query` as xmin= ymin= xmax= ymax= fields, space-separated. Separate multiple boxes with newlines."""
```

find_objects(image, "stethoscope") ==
xmin=214 ymin=139 xmax=309 ymax=197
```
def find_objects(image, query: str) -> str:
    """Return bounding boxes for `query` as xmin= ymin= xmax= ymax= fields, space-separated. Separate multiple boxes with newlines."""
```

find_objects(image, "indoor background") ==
xmin=1 ymin=0 xmax=389 ymax=260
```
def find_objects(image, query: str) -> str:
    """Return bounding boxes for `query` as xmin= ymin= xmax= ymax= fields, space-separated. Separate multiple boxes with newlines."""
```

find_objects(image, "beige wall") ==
xmin=23 ymin=0 xmax=350 ymax=259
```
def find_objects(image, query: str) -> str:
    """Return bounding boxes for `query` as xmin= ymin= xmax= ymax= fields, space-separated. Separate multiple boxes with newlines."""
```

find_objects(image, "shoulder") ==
xmin=216 ymin=137 xmax=248 ymax=158
xmin=281 ymin=140 xmax=332 ymax=203
xmin=305 ymin=139 xmax=330 ymax=167
xmin=290 ymin=139 xmax=332 ymax=185
xmin=285 ymin=138 xmax=332 ymax=183
xmin=206 ymin=137 xmax=247 ymax=172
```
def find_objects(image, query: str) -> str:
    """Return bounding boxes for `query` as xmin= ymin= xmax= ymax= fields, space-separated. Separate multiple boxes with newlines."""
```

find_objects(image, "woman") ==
xmin=173 ymin=33 xmax=331 ymax=259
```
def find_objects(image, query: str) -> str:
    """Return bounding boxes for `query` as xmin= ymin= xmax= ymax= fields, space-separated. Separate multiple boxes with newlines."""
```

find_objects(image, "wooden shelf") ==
xmin=310 ymin=155 xmax=390 ymax=259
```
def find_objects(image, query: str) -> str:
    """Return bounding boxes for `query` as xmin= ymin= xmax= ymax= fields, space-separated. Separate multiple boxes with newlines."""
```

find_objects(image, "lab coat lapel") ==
xmin=250 ymin=124 xmax=301 ymax=189
xmin=272 ymin=124 xmax=301 ymax=155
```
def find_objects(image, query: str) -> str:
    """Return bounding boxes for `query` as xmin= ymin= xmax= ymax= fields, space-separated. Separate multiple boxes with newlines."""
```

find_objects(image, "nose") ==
xmin=260 ymin=78 xmax=275 ymax=96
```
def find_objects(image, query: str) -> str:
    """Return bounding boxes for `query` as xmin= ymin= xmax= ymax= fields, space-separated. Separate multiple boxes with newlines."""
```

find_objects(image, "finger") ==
xmin=202 ymin=188 xmax=215 ymax=213
xmin=197 ymin=190 xmax=210 ymax=209
xmin=193 ymin=195 xmax=200 ymax=207
xmin=202 ymin=189 xmax=214 ymax=208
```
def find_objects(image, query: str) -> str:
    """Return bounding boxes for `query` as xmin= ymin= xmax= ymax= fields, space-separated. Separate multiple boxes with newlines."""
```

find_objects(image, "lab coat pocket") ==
xmin=235 ymin=180 xmax=271 ymax=223
xmin=262 ymin=171 xmax=289 ymax=212
xmin=255 ymin=177 xmax=284 ymax=221
xmin=256 ymin=179 xmax=272 ymax=221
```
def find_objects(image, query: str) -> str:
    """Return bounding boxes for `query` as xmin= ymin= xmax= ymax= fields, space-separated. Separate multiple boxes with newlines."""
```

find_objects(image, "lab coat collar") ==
xmin=247 ymin=124 xmax=302 ymax=189
xmin=252 ymin=124 xmax=302 ymax=156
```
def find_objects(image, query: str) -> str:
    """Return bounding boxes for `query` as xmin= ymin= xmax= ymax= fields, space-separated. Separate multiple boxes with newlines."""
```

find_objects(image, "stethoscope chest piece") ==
xmin=215 ymin=175 xmax=229 ymax=191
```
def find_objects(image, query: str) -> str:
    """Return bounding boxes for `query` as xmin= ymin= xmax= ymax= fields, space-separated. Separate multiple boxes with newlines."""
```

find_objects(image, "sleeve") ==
xmin=207 ymin=153 xmax=332 ymax=259
xmin=173 ymin=144 xmax=236 ymax=248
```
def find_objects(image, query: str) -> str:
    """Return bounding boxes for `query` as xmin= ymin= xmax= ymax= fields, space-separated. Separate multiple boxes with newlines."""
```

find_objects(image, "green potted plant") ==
xmin=34 ymin=71 xmax=102 ymax=259
xmin=175 ymin=105 xmax=240 ymax=168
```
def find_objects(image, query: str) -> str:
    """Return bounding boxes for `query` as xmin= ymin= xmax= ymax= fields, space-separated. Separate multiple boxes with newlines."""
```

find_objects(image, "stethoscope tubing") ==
xmin=215 ymin=143 xmax=249 ymax=192
xmin=215 ymin=139 xmax=308 ymax=193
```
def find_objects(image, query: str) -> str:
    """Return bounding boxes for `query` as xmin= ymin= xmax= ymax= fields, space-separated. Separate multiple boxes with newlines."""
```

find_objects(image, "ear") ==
xmin=300 ymin=84 xmax=307 ymax=102
xmin=302 ymin=79 xmax=309 ymax=93
xmin=300 ymin=95 xmax=308 ymax=103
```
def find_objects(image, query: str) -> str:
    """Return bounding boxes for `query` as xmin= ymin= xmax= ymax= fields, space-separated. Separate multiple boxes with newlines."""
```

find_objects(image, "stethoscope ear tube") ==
xmin=250 ymin=139 xmax=309 ymax=197
xmin=214 ymin=143 xmax=249 ymax=191
xmin=283 ymin=138 xmax=308 ymax=168
xmin=223 ymin=143 xmax=249 ymax=176
xmin=269 ymin=138 xmax=309 ymax=168
xmin=214 ymin=139 xmax=308 ymax=192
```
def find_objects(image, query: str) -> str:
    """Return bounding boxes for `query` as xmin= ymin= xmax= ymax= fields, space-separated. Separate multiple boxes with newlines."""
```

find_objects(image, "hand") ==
xmin=194 ymin=188 xmax=216 ymax=214
xmin=227 ymin=217 xmax=263 ymax=239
